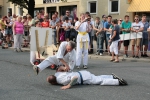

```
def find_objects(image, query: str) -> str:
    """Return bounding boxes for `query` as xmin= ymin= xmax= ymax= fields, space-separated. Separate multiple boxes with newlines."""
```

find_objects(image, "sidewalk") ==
xmin=8 ymin=46 xmax=150 ymax=63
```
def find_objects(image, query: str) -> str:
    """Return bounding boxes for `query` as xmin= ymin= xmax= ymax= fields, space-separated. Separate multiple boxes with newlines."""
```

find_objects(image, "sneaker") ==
xmin=132 ymin=55 xmax=135 ymax=58
xmin=76 ymin=66 xmax=80 ymax=69
xmin=100 ymin=53 xmax=103 ymax=56
xmin=135 ymin=56 xmax=139 ymax=59
xmin=96 ymin=52 xmax=100 ymax=55
xmin=119 ymin=78 xmax=128 ymax=86
xmin=143 ymin=54 xmax=149 ymax=57
xmin=19 ymin=48 xmax=23 ymax=52
xmin=14 ymin=49 xmax=18 ymax=52
xmin=83 ymin=65 xmax=87 ymax=69
xmin=124 ymin=54 xmax=129 ymax=58
xmin=141 ymin=54 xmax=144 ymax=57
xmin=33 ymin=65 xmax=39 ymax=75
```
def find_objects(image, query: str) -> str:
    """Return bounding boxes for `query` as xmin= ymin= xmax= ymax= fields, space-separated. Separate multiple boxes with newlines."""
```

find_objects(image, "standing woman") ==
xmin=13 ymin=16 xmax=24 ymax=52
xmin=109 ymin=19 xmax=120 ymax=63
xmin=75 ymin=13 xmax=90 ymax=69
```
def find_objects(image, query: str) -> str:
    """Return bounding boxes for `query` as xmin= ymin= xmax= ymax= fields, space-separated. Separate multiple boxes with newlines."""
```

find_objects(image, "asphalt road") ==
xmin=0 ymin=49 xmax=150 ymax=100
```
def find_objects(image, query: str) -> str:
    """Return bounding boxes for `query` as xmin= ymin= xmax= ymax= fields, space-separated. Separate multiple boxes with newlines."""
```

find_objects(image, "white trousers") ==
xmin=85 ymin=74 xmax=119 ymax=85
xmin=76 ymin=41 xmax=89 ymax=66
xmin=14 ymin=34 xmax=23 ymax=49
xmin=110 ymin=40 xmax=119 ymax=55
xmin=37 ymin=55 xmax=62 ymax=71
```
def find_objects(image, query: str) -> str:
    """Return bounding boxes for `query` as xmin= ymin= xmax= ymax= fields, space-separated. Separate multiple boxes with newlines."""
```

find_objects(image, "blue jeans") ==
xmin=106 ymin=34 xmax=111 ymax=46
xmin=97 ymin=36 xmax=104 ymax=53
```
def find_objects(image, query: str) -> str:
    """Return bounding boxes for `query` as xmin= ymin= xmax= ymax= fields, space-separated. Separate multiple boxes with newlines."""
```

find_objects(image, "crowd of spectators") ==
xmin=0 ymin=9 xmax=150 ymax=59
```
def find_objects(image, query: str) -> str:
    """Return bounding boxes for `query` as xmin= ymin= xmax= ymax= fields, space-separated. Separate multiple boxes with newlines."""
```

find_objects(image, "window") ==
xmin=88 ymin=1 xmax=97 ymax=14
xmin=109 ymin=0 xmax=120 ymax=14
xmin=7 ymin=8 xmax=12 ymax=16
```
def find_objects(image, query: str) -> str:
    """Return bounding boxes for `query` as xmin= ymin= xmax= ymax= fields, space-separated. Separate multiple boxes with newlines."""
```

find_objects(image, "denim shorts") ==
xmin=65 ymin=31 xmax=70 ymax=39
xmin=5 ymin=28 xmax=12 ymax=35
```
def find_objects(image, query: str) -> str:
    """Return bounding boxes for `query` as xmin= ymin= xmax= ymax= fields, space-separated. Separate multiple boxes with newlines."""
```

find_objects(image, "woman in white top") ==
xmin=75 ymin=13 xmax=90 ymax=69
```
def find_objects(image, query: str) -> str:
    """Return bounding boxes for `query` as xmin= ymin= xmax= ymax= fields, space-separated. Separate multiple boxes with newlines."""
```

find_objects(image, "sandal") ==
xmin=110 ymin=59 xmax=115 ymax=62
xmin=113 ymin=60 xmax=119 ymax=63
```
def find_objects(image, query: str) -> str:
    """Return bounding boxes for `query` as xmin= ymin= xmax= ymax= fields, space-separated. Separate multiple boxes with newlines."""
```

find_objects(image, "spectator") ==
xmin=5 ymin=17 xmax=13 ymax=44
xmin=0 ymin=16 xmax=7 ymax=36
xmin=35 ymin=20 xmax=42 ymax=27
xmin=131 ymin=15 xmax=144 ymax=58
xmin=102 ymin=15 xmax=108 ymax=52
xmin=109 ymin=19 xmax=120 ymax=63
xmin=85 ymin=12 xmax=90 ymax=19
xmin=12 ymin=14 xmax=17 ymax=22
xmin=41 ymin=16 xmax=49 ymax=27
xmin=87 ymin=15 xmax=93 ymax=54
xmin=27 ymin=15 xmax=35 ymax=28
xmin=22 ymin=16 xmax=29 ymax=47
xmin=54 ymin=11 xmax=60 ymax=21
xmin=104 ymin=15 xmax=112 ymax=55
xmin=13 ymin=16 xmax=24 ymax=52
xmin=7 ymin=12 xmax=12 ymax=20
xmin=121 ymin=15 xmax=131 ymax=58
xmin=63 ymin=10 xmax=74 ymax=22
xmin=62 ymin=17 xmax=71 ymax=41
xmin=118 ymin=19 xmax=123 ymax=52
xmin=93 ymin=17 xmax=104 ymax=56
xmin=50 ymin=14 xmax=58 ymax=45
xmin=140 ymin=14 xmax=149 ymax=57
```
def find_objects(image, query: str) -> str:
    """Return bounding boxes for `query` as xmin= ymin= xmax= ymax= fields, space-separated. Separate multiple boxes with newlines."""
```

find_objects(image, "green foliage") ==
xmin=7 ymin=0 xmax=29 ymax=9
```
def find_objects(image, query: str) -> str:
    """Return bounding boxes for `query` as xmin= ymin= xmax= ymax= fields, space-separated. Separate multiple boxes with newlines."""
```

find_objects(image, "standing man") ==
xmin=102 ymin=15 xmax=107 ymax=52
xmin=121 ymin=15 xmax=132 ymax=58
xmin=33 ymin=41 xmax=76 ymax=75
xmin=140 ymin=14 xmax=149 ymax=57
xmin=93 ymin=17 xmax=104 ymax=56
xmin=63 ymin=10 xmax=74 ymax=23
xmin=131 ymin=15 xmax=144 ymax=58
xmin=104 ymin=15 xmax=112 ymax=55
xmin=50 ymin=14 xmax=58 ymax=45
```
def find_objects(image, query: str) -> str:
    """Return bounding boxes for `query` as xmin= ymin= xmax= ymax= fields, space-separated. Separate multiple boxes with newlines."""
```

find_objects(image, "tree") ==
xmin=8 ymin=0 xmax=35 ymax=18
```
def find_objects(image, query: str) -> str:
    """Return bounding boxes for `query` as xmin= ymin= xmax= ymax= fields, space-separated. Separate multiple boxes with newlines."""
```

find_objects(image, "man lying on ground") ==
xmin=47 ymin=66 xmax=128 ymax=90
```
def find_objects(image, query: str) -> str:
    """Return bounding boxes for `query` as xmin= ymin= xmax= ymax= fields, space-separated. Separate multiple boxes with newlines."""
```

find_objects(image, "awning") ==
xmin=127 ymin=0 xmax=150 ymax=12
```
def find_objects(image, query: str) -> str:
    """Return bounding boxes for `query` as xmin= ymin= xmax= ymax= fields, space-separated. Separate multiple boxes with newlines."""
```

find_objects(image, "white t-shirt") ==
xmin=75 ymin=21 xmax=88 ymax=32
xmin=62 ymin=22 xmax=72 ymax=31
xmin=132 ymin=22 xmax=144 ymax=30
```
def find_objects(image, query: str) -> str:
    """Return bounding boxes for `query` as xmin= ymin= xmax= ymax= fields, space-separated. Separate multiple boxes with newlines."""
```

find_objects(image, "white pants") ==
xmin=85 ymin=74 xmax=119 ymax=85
xmin=14 ymin=34 xmax=23 ymax=49
xmin=76 ymin=41 xmax=89 ymax=66
xmin=110 ymin=40 xmax=119 ymax=55
xmin=37 ymin=55 xmax=62 ymax=71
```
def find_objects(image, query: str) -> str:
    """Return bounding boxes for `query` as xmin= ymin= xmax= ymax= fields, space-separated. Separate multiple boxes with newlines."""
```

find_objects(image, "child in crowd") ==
xmin=62 ymin=17 xmax=71 ymax=41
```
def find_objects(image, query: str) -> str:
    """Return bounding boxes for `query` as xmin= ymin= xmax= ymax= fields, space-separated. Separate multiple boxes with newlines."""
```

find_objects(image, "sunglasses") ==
xmin=66 ymin=12 xmax=70 ymax=13
xmin=120 ymin=20 xmax=122 ymax=21
xmin=135 ymin=19 xmax=139 ymax=21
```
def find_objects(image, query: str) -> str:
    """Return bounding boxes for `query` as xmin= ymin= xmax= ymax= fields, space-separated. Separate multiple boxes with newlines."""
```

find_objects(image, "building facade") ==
xmin=1 ymin=0 xmax=150 ymax=21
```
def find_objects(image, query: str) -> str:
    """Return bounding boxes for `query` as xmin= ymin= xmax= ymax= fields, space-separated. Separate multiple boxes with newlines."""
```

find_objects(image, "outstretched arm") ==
xmin=61 ymin=76 xmax=78 ymax=90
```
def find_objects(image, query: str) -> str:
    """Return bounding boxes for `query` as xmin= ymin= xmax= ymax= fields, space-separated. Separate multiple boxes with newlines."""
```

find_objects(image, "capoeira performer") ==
xmin=75 ymin=13 xmax=91 ymax=69
xmin=47 ymin=66 xmax=128 ymax=90
xmin=33 ymin=41 xmax=76 ymax=75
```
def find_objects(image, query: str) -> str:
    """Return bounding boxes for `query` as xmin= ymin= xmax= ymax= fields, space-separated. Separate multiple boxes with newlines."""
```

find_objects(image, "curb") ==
xmin=8 ymin=47 xmax=150 ymax=63
xmin=88 ymin=55 xmax=150 ymax=63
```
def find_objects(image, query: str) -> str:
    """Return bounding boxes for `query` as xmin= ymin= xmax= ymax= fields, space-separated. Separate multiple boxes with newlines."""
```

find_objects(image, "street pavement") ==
xmin=0 ymin=49 xmax=150 ymax=100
